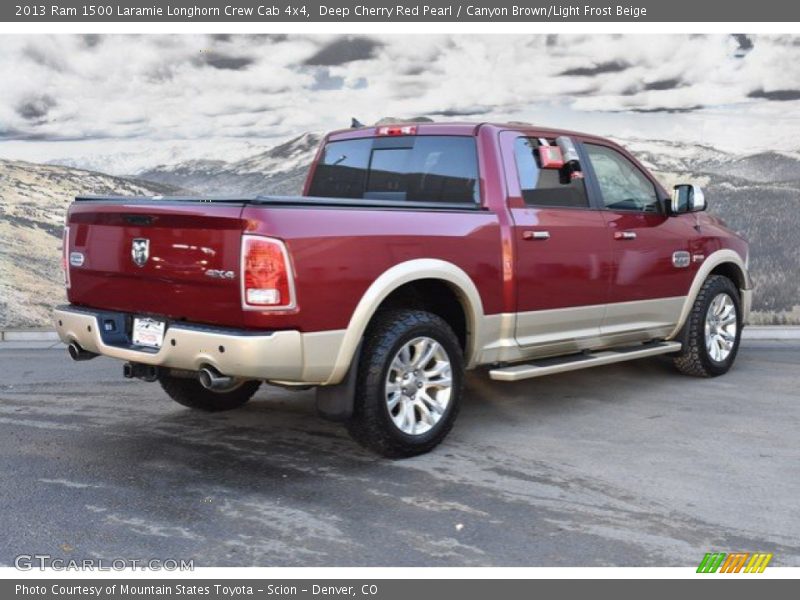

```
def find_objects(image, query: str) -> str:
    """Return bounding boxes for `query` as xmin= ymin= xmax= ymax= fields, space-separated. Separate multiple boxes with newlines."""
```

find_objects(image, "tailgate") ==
xmin=66 ymin=200 xmax=247 ymax=328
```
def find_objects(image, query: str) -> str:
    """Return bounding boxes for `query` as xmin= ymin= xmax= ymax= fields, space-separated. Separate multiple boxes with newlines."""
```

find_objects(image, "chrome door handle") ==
xmin=614 ymin=231 xmax=637 ymax=241
xmin=523 ymin=230 xmax=550 ymax=240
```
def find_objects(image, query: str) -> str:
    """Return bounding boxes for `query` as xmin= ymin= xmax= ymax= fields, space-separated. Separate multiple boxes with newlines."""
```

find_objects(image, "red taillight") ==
xmin=376 ymin=125 xmax=417 ymax=136
xmin=241 ymin=235 xmax=294 ymax=310
xmin=62 ymin=226 xmax=70 ymax=289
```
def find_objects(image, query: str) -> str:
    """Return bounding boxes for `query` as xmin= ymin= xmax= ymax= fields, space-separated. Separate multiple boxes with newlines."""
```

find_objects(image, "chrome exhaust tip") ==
xmin=67 ymin=342 xmax=98 ymax=361
xmin=198 ymin=366 xmax=235 ymax=391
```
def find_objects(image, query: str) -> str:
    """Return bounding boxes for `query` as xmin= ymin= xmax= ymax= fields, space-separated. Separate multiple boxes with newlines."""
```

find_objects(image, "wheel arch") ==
xmin=324 ymin=259 xmax=485 ymax=385
xmin=668 ymin=249 xmax=751 ymax=340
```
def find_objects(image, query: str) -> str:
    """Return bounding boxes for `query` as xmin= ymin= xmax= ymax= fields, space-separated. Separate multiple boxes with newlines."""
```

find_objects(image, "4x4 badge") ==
xmin=131 ymin=238 xmax=149 ymax=267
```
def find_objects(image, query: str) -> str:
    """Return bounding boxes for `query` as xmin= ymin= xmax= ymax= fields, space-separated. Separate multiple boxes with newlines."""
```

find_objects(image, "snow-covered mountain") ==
xmin=137 ymin=133 xmax=321 ymax=197
xmin=46 ymin=139 xmax=269 ymax=178
xmin=612 ymin=137 xmax=734 ymax=175
xmin=714 ymin=152 xmax=800 ymax=184
xmin=617 ymin=137 xmax=800 ymax=186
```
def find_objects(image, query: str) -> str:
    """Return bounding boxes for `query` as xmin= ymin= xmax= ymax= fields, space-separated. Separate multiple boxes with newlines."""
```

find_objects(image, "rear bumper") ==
xmin=54 ymin=305 xmax=344 ymax=384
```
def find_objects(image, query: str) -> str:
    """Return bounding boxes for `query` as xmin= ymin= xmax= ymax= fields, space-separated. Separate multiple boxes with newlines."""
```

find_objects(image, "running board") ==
xmin=488 ymin=341 xmax=682 ymax=382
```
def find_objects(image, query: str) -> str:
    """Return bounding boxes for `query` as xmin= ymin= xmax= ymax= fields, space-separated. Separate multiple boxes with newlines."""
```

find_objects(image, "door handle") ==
xmin=614 ymin=231 xmax=637 ymax=241
xmin=523 ymin=230 xmax=550 ymax=241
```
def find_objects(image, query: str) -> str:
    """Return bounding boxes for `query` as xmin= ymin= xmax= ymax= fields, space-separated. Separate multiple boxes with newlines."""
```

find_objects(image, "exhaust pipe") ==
xmin=123 ymin=362 xmax=159 ymax=382
xmin=198 ymin=366 xmax=235 ymax=391
xmin=68 ymin=342 xmax=98 ymax=361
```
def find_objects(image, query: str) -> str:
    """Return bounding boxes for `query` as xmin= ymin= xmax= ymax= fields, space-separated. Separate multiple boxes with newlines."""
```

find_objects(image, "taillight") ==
xmin=241 ymin=235 xmax=295 ymax=310
xmin=62 ymin=226 xmax=70 ymax=289
xmin=376 ymin=125 xmax=417 ymax=136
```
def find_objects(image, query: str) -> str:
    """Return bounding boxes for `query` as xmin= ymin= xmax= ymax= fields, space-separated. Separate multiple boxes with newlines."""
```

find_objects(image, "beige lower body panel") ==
xmin=601 ymin=296 xmax=684 ymax=335
xmin=478 ymin=296 xmax=685 ymax=365
xmin=54 ymin=306 xmax=344 ymax=384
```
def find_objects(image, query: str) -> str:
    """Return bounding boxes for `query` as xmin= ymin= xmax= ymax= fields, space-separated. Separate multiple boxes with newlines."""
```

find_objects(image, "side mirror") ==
xmin=671 ymin=184 xmax=706 ymax=214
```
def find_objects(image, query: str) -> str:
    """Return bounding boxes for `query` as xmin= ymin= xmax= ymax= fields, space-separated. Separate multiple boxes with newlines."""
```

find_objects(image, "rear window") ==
xmin=308 ymin=136 xmax=479 ymax=204
xmin=514 ymin=137 xmax=589 ymax=209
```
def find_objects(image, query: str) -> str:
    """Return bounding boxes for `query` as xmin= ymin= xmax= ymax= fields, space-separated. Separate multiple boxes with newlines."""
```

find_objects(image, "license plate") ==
xmin=132 ymin=317 xmax=166 ymax=348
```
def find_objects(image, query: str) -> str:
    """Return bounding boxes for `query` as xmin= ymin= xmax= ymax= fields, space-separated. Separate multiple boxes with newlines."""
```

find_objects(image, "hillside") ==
xmin=138 ymin=133 xmax=321 ymax=197
xmin=695 ymin=176 xmax=800 ymax=322
xmin=0 ymin=160 xmax=182 ymax=327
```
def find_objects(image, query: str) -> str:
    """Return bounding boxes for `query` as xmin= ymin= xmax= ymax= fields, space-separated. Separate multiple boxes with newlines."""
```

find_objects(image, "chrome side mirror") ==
xmin=671 ymin=184 xmax=706 ymax=214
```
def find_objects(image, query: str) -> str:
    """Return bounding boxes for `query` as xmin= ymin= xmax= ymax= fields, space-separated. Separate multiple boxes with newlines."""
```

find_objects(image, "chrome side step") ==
xmin=488 ymin=341 xmax=682 ymax=382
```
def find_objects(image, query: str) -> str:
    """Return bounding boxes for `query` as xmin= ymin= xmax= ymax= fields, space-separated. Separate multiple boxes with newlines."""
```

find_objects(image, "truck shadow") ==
xmin=99 ymin=354 xmax=710 ymax=478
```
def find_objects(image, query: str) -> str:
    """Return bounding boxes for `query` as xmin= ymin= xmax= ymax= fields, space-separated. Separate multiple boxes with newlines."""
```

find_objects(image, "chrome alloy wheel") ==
xmin=385 ymin=336 xmax=453 ymax=436
xmin=704 ymin=293 xmax=738 ymax=362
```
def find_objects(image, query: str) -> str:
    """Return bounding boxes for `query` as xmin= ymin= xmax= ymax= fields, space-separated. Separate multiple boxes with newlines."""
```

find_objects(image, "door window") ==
xmin=585 ymin=144 xmax=659 ymax=212
xmin=513 ymin=138 xmax=589 ymax=208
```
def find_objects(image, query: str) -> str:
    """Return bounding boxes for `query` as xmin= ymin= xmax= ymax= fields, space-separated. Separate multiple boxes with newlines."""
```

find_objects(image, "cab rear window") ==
xmin=308 ymin=136 xmax=479 ymax=204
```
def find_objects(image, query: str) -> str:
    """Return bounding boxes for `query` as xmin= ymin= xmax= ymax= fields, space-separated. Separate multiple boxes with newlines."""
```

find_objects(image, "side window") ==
xmin=513 ymin=137 xmax=589 ymax=209
xmin=585 ymin=144 xmax=659 ymax=212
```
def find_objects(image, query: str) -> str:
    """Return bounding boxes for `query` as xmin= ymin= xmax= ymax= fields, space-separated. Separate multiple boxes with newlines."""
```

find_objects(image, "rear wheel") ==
xmin=673 ymin=275 xmax=742 ymax=377
xmin=347 ymin=309 xmax=464 ymax=458
xmin=159 ymin=373 xmax=260 ymax=412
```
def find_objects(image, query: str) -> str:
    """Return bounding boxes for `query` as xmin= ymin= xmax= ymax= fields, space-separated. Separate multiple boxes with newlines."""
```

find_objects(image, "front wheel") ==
xmin=347 ymin=309 xmax=464 ymax=458
xmin=673 ymin=275 xmax=742 ymax=377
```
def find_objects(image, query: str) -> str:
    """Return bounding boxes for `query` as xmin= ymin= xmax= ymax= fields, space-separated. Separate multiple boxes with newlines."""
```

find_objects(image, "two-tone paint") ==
xmin=61 ymin=122 xmax=751 ymax=385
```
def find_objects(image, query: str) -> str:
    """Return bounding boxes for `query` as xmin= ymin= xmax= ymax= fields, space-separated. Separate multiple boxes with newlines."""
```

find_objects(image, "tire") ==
xmin=158 ymin=373 xmax=260 ymax=412
xmin=346 ymin=309 xmax=464 ymax=458
xmin=673 ymin=275 xmax=742 ymax=377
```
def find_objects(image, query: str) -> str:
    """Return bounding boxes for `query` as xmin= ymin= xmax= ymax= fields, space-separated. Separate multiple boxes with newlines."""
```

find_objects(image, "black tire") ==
xmin=673 ymin=275 xmax=742 ymax=377
xmin=159 ymin=373 xmax=260 ymax=412
xmin=346 ymin=309 xmax=464 ymax=458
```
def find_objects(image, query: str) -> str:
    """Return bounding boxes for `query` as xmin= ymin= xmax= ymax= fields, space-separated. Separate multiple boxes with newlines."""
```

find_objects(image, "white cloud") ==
xmin=0 ymin=33 xmax=799 ymax=170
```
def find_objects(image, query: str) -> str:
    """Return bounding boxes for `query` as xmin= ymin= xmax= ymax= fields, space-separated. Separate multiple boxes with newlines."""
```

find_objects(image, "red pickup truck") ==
xmin=56 ymin=122 xmax=752 ymax=457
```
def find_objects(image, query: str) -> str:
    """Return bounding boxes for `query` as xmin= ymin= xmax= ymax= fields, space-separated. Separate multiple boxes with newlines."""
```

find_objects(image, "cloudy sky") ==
xmin=1 ymin=34 xmax=799 ymax=172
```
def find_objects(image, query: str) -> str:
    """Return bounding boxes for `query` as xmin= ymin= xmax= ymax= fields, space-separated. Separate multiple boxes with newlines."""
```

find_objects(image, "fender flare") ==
xmin=668 ymin=248 xmax=750 ymax=340
xmin=324 ymin=259 xmax=485 ymax=385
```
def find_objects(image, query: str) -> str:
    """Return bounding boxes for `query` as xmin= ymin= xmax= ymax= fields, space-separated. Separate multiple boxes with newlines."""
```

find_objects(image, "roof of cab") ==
xmin=326 ymin=121 xmax=606 ymax=142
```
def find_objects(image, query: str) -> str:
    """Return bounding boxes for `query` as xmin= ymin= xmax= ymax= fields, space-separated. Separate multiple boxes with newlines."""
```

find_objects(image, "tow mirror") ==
xmin=671 ymin=184 xmax=706 ymax=214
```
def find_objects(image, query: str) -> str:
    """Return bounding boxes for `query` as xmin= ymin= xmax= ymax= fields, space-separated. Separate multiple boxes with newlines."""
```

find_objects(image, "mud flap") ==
xmin=315 ymin=343 xmax=360 ymax=422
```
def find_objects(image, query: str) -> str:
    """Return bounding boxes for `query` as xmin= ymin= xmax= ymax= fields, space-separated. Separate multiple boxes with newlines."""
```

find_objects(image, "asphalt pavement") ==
xmin=0 ymin=340 xmax=798 ymax=567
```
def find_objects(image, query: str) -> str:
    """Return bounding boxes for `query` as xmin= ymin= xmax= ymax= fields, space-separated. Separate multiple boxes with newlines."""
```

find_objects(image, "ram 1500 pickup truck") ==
xmin=56 ymin=122 xmax=752 ymax=457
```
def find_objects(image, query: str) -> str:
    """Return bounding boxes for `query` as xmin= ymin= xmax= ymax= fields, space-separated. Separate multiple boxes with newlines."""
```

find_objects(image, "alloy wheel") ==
xmin=704 ymin=292 xmax=738 ymax=362
xmin=384 ymin=336 xmax=453 ymax=436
